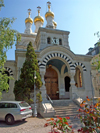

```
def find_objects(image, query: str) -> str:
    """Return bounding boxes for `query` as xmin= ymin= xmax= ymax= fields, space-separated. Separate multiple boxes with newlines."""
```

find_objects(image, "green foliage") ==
xmin=0 ymin=0 xmax=4 ymax=10
xmin=77 ymin=96 xmax=100 ymax=133
xmin=0 ymin=0 xmax=21 ymax=99
xmin=14 ymin=42 xmax=42 ymax=103
xmin=36 ymin=91 xmax=42 ymax=103
xmin=92 ymin=54 xmax=100 ymax=70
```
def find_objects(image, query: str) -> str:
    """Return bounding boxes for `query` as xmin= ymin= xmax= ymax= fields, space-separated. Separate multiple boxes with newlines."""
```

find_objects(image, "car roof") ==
xmin=0 ymin=101 xmax=24 ymax=103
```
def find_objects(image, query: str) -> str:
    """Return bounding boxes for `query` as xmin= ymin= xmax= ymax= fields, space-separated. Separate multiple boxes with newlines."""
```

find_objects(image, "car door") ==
xmin=0 ymin=103 xmax=7 ymax=120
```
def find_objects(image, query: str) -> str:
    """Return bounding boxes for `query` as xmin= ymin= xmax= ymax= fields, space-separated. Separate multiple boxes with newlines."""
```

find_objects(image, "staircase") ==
xmin=52 ymin=100 xmax=79 ymax=118
xmin=52 ymin=100 xmax=82 ymax=132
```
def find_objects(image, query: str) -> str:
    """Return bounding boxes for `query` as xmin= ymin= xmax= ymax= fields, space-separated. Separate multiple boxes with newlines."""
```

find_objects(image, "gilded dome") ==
xmin=45 ymin=11 xmax=54 ymax=19
xmin=53 ymin=21 xmax=57 ymax=27
xmin=25 ymin=17 xmax=33 ymax=24
xmin=25 ymin=9 xmax=33 ymax=24
xmin=34 ymin=16 xmax=44 ymax=24
xmin=45 ymin=2 xmax=54 ymax=19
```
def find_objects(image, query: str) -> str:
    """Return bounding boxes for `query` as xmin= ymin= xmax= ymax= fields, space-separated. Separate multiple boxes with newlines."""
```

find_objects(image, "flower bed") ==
xmin=44 ymin=116 xmax=74 ymax=133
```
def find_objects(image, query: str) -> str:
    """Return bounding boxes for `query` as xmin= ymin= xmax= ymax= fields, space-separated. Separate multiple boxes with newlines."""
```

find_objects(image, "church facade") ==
xmin=2 ymin=2 xmax=93 ymax=106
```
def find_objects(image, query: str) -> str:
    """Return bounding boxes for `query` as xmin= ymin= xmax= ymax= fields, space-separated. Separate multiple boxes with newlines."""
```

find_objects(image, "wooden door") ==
xmin=45 ymin=67 xmax=59 ymax=100
xmin=51 ymin=78 xmax=59 ymax=100
xmin=45 ymin=78 xmax=51 ymax=97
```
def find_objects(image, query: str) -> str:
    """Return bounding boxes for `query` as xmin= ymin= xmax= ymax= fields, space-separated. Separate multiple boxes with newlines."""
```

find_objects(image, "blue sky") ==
xmin=1 ymin=0 xmax=100 ymax=60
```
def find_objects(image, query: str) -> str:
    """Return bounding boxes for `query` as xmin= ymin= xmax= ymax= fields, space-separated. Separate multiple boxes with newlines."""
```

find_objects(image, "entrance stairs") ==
xmin=52 ymin=100 xmax=83 ymax=132
xmin=52 ymin=100 xmax=79 ymax=119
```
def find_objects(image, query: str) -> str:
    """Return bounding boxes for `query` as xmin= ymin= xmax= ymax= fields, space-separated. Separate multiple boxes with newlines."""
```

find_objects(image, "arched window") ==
xmin=79 ymin=71 xmax=82 ymax=87
xmin=47 ymin=37 xmax=51 ymax=44
xmin=74 ymin=67 xmax=82 ymax=87
xmin=59 ymin=39 xmax=62 ymax=45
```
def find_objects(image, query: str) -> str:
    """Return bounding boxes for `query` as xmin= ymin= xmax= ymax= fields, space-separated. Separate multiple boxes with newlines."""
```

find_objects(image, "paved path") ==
xmin=0 ymin=117 xmax=82 ymax=133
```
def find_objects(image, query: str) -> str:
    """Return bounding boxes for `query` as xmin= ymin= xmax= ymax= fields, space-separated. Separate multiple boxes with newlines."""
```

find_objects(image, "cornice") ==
xmin=38 ymin=27 xmax=70 ymax=35
xmin=20 ymin=33 xmax=37 ymax=38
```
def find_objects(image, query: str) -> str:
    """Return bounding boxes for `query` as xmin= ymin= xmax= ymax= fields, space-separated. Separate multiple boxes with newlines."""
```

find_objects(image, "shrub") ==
xmin=77 ymin=96 xmax=100 ymax=133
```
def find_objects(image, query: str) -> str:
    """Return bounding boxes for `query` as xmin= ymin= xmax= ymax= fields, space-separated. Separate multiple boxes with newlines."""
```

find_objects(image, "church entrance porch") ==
xmin=43 ymin=59 xmax=71 ymax=100
xmin=45 ymin=67 xmax=59 ymax=100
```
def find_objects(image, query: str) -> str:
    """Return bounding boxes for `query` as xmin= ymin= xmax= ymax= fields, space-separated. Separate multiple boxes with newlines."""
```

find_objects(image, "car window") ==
xmin=0 ymin=103 xmax=17 ymax=108
xmin=0 ymin=103 xmax=5 ymax=108
xmin=19 ymin=102 xmax=29 ymax=107
xmin=10 ymin=103 xmax=17 ymax=108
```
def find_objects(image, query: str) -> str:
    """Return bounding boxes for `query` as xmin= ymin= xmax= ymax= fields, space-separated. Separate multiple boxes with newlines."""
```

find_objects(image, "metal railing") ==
xmin=46 ymin=94 xmax=53 ymax=104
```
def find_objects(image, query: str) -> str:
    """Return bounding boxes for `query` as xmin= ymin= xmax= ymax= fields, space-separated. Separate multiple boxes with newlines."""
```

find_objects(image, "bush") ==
xmin=77 ymin=96 xmax=100 ymax=133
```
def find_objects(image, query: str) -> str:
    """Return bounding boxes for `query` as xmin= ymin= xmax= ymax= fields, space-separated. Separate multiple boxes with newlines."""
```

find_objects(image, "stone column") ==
xmin=40 ymin=68 xmax=47 ymax=102
xmin=70 ymin=70 xmax=77 ymax=99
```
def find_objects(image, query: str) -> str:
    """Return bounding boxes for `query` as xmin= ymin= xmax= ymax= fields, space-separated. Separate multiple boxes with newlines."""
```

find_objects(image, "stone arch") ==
xmin=73 ymin=62 xmax=87 ymax=71
xmin=39 ymin=53 xmax=73 ymax=70
xmin=38 ymin=60 xmax=41 ymax=66
xmin=4 ymin=67 xmax=13 ymax=76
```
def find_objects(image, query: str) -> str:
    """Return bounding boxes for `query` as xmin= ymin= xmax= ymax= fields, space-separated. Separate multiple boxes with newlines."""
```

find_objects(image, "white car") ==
xmin=0 ymin=101 xmax=32 ymax=125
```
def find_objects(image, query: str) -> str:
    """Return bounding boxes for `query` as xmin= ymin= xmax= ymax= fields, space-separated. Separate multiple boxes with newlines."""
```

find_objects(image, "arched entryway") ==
xmin=64 ymin=76 xmax=70 ymax=99
xmin=45 ymin=67 xmax=59 ymax=100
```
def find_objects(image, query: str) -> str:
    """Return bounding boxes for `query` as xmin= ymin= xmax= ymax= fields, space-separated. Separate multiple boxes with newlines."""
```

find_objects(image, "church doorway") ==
xmin=64 ymin=76 xmax=70 ymax=99
xmin=45 ymin=67 xmax=59 ymax=100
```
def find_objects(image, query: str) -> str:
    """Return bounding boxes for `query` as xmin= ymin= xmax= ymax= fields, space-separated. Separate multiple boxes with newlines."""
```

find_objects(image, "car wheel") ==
xmin=5 ymin=115 xmax=15 ymax=125
xmin=22 ymin=119 xmax=26 ymax=121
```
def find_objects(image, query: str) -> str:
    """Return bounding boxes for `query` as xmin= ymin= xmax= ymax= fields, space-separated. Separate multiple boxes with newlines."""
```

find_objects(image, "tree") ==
xmin=0 ymin=0 xmax=21 ymax=99
xmin=14 ymin=42 xmax=42 ymax=103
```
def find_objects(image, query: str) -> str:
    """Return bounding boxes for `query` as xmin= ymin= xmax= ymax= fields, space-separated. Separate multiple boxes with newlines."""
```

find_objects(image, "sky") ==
xmin=1 ymin=0 xmax=100 ymax=60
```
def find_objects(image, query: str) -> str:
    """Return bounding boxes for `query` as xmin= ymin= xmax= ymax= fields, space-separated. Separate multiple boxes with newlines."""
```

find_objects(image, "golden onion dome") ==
xmin=25 ymin=9 xmax=33 ymax=24
xmin=34 ymin=6 xmax=44 ymax=24
xmin=34 ymin=15 xmax=44 ymax=24
xmin=25 ymin=17 xmax=33 ymax=24
xmin=45 ymin=11 xmax=54 ymax=19
xmin=45 ymin=1 xmax=54 ymax=19
xmin=53 ymin=21 xmax=57 ymax=27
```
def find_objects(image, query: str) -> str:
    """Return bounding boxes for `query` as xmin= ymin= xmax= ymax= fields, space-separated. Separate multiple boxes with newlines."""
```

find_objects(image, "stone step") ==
xmin=53 ymin=100 xmax=80 ymax=119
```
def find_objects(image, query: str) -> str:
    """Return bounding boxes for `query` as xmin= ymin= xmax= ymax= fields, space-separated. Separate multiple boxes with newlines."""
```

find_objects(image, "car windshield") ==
xmin=19 ymin=102 xmax=29 ymax=107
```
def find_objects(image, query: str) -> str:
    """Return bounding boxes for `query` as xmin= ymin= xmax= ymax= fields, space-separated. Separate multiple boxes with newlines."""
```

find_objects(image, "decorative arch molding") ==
xmin=38 ymin=54 xmax=87 ymax=72
xmin=73 ymin=62 xmax=87 ymax=71
xmin=38 ymin=60 xmax=41 ymax=66
xmin=5 ymin=67 xmax=13 ymax=76
xmin=38 ymin=53 xmax=73 ymax=69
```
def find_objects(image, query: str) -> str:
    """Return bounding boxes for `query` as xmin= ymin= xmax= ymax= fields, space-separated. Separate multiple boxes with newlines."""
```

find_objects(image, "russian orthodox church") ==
xmin=3 ymin=2 xmax=93 ymax=116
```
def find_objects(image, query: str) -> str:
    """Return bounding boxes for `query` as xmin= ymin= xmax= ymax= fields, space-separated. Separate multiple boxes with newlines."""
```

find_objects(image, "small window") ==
xmin=74 ymin=67 xmax=82 ymax=87
xmin=47 ymin=37 xmax=51 ymax=44
xmin=19 ymin=102 xmax=29 ymax=107
xmin=59 ymin=39 xmax=62 ymax=45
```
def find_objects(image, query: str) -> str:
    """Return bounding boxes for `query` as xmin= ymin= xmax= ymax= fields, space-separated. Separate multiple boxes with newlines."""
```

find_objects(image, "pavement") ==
xmin=0 ymin=115 xmax=82 ymax=133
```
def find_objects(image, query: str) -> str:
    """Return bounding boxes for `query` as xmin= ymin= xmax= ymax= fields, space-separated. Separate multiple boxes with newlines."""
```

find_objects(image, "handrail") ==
xmin=43 ymin=103 xmax=47 ymax=113
xmin=46 ymin=94 xmax=53 ymax=104
xmin=72 ymin=92 xmax=83 ymax=103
